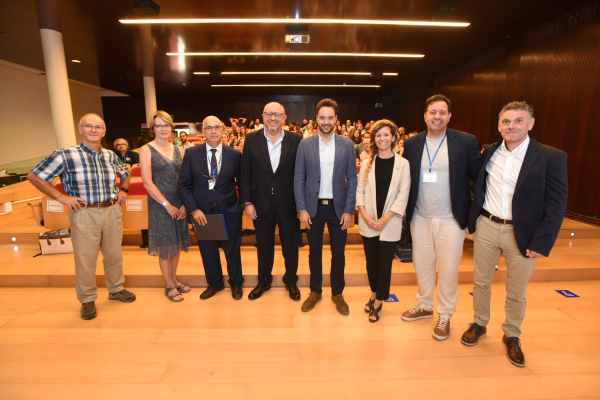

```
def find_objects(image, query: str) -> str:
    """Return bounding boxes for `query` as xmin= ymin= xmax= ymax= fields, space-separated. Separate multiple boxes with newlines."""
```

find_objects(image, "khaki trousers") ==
xmin=473 ymin=216 xmax=537 ymax=337
xmin=69 ymin=204 xmax=125 ymax=303
xmin=410 ymin=214 xmax=466 ymax=319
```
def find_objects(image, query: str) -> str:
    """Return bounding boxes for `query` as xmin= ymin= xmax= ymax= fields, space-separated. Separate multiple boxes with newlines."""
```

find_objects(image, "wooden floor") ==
xmin=0 ymin=281 xmax=599 ymax=399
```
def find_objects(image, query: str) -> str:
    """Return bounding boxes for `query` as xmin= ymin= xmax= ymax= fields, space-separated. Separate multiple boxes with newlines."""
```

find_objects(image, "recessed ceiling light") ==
xmin=120 ymin=18 xmax=470 ymax=28
xmin=383 ymin=72 xmax=399 ymax=76
xmin=193 ymin=72 xmax=210 ymax=75
xmin=171 ymin=52 xmax=423 ymax=58
xmin=211 ymin=84 xmax=380 ymax=88
xmin=219 ymin=72 xmax=372 ymax=75
xmin=71 ymin=60 xmax=81 ymax=63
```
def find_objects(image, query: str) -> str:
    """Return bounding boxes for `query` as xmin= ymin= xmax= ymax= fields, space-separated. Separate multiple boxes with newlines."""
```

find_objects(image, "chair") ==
xmin=39 ymin=197 xmax=71 ymax=230
xmin=131 ymin=163 xmax=140 ymax=168
xmin=130 ymin=166 xmax=142 ymax=178
xmin=121 ymin=181 xmax=148 ymax=230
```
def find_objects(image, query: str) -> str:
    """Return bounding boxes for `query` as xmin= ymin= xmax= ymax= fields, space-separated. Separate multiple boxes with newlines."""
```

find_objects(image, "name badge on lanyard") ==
xmin=423 ymin=134 xmax=446 ymax=183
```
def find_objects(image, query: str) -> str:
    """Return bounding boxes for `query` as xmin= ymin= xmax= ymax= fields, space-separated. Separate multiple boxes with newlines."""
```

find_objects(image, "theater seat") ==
xmin=121 ymin=181 xmax=148 ymax=230
xmin=55 ymin=182 xmax=68 ymax=195
xmin=130 ymin=166 xmax=142 ymax=178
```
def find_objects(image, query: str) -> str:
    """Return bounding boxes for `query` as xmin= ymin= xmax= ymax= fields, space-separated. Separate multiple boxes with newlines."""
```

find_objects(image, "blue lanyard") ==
xmin=425 ymin=134 xmax=447 ymax=173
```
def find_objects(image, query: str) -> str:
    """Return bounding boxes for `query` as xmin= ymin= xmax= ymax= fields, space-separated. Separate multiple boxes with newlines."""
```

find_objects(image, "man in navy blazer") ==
xmin=401 ymin=94 xmax=482 ymax=341
xmin=178 ymin=116 xmax=244 ymax=300
xmin=294 ymin=98 xmax=357 ymax=315
xmin=461 ymin=102 xmax=568 ymax=367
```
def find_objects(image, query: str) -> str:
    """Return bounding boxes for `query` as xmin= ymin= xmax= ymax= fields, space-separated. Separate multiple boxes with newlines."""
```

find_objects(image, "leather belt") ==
xmin=86 ymin=199 xmax=118 ymax=208
xmin=482 ymin=209 xmax=513 ymax=225
xmin=319 ymin=199 xmax=333 ymax=205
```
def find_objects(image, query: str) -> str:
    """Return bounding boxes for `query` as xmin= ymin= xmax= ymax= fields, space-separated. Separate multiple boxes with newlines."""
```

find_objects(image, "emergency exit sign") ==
xmin=375 ymin=103 xmax=383 ymax=108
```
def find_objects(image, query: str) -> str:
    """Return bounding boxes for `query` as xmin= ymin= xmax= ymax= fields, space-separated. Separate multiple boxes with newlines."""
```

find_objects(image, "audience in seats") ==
xmin=355 ymin=132 xmax=371 ymax=159
xmin=113 ymin=138 xmax=139 ymax=167
xmin=359 ymin=135 xmax=372 ymax=162
xmin=139 ymin=110 xmax=191 ymax=303
xmin=221 ymin=132 xmax=229 ymax=146
xmin=178 ymin=131 xmax=194 ymax=151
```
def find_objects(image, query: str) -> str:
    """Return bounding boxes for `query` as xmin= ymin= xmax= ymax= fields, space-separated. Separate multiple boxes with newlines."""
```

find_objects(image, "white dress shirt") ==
xmin=205 ymin=142 xmax=223 ymax=190
xmin=318 ymin=133 xmax=336 ymax=199
xmin=264 ymin=130 xmax=284 ymax=172
xmin=483 ymin=135 xmax=530 ymax=220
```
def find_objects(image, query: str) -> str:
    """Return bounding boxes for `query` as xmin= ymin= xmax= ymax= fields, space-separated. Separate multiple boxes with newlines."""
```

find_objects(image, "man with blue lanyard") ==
xmin=401 ymin=95 xmax=482 ymax=340
xmin=113 ymin=138 xmax=139 ymax=167
xmin=27 ymin=113 xmax=136 ymax=320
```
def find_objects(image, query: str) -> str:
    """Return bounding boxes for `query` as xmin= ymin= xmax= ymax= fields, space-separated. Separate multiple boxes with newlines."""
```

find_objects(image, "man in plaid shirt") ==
xmin=28 ymin=113 xmax=136 ymax=320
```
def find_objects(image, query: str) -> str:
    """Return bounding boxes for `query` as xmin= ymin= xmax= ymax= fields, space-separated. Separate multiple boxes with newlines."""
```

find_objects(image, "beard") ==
xmin=318 ymin=124 xmax=333 ymax=134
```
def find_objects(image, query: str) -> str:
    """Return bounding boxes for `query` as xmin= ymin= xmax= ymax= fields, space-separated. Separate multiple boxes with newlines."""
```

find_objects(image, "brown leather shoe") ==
xmin=502 ymin=335 xmax=526 ymax=367
xmin=461 ymin=323 xmax=487 ymax=346
xmin=80 ymin=301 xmax=97 ymax=320
xmin=301 ymin=292 xmax=322 ymax=312
xmin=432 ymin=316 xmax=450 ymax=340
xmin=331 ymin=294 xmax=349 ymax=315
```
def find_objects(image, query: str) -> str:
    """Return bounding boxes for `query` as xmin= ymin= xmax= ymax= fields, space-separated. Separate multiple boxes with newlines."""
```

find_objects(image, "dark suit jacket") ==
xmin=468 ymin=137 xmax=568 ymax=257
xmin=403 ymin=128 xmax=481 ymax=229
xmin=113 ymin=150 xmax=139 ymax=167
xmin=178 ymin=144 xmax=242 ymax=221
xmin=239 ymin=129 xmax=302 ymax=219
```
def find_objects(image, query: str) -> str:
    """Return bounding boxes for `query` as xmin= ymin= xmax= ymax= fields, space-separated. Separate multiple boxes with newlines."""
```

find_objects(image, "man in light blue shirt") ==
xmin=295 ymin=98 xmax=358 ymax=315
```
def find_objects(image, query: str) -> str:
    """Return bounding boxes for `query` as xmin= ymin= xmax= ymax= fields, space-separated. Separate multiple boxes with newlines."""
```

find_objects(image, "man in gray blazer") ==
xmin=294 ymin=98 xmax=358 ymax=315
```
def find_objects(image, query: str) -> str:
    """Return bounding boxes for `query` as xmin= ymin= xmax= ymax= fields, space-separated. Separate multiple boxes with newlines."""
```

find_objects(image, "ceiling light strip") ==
xmin=211 ymin=84 xmax=380 ymax=88
xmin=221 ymin=71 xmax=371 ymax=75
xmin=170 ymin=52 xmax=423 ymax=58
xmin=120 ymin=18 xmax=469 ymax=27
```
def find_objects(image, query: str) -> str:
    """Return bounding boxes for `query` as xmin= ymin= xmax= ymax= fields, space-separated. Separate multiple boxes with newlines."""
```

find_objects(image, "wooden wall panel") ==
xmin=397 ymin=14 xmax=600 ymax=218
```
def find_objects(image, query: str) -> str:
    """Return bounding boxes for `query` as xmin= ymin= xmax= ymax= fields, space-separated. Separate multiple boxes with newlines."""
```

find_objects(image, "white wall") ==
xmin=0 ymin=60 xmax=104 ymax=166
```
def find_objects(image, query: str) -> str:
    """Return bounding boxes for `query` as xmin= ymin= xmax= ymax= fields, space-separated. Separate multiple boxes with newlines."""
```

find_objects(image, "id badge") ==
xmin=423 ymin=171 xmax=437 ymax=183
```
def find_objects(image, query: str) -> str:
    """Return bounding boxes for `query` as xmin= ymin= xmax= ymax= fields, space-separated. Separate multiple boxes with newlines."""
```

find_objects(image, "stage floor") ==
xmin=0 ymin=281 xmax=599 ymax=399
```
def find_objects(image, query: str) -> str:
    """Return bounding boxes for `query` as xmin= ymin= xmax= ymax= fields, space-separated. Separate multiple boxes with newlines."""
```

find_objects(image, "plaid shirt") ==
xmin=31 ymin=141 xmax=130 ymax=205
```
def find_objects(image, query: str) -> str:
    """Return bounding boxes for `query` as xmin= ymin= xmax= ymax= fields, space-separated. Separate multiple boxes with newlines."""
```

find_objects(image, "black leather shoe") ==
xmin=231 ymin=286 xmax=243 ymax=300
xmin=461 ymin=322 xmax=487 ymax=346
xmin=502 ymin=335 xmax=526 ymax=367
xmin=199 ymin=285 xmax=225 ymax=300
xmin=285 ymin=284 xmax=301 ymax=301
xmin=248 ymin=283 xmax=271 ymax=300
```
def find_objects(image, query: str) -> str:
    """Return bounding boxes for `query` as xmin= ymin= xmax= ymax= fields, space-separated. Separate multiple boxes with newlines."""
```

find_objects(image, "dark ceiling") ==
xmin=0 ymin=0 xmax=591 ymax=100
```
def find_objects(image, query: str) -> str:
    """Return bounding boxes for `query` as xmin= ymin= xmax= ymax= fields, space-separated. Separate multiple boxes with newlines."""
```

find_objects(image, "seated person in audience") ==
xmin=342 ymin=130 xmax=350 ymax=139
xmin=178 ymin=131 xmax=195 ymax=150
xmin=302 ymin=119 xmax=314 ymax=132
xmin=408 ymin=131 xmax=418 ymax=138
xmin=365 ymin=122 xmax=371 ymax=132
xmin=289 ymin=120 xmax=298 ymax=131
xmin=221 ymin=132 xmax=229 ymax=146
xmin=398 ymin=126 xmax=406 ymax=138
xmin=248 ymin=120 xmax=255 ymax=130
xmin=355 ymin=132 xmax=371 ymax=159
xmin=239 ymin=125 xmax=248 ymax=138
xmin=359 ymin=136 xmax=371 ymax=162
xmin=238 ymin=137 xmax=245 ymax=152
xmin=356 ymin=121 xmax=364 ymax=134
xmin=346 ymin=119 xmax=352 ymax=130
xmin=350 ymin=128 xmax=361 ymax=145
xmin=254 ymin=118 xmax=264 ymax=130
xmin=230 ymin=117 xmax=246 ymax=128
xmin=303 ymin=123 xmax=315 ymax=138
xmin=301 ymin=118 xmax=309 ymax=128
xmin=113 ymin=138 xmax=139 ymax=167
xmin=356 ymin=119 xmax=411 ymax=322
xmin=340 ymin=124 xmax=347 ymax=134
xmin=394 ymin=137 xmax=405 ymax=156
xmin=168 ymin=133 xmax=175 ymax=144
xmin=229 ymin=133 xmax=240 ymax=147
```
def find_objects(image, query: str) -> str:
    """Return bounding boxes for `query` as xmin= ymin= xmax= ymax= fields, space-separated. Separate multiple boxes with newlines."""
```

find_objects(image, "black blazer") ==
xmin=178 ymin=144 xmax=242 ymax=221
xmin=240 ymin=129 xmax=303 ymax=219
xmin=403 ymin=128 xmax=482 ymax=229
xmin=468 ymin=137 xmax=568 ymax=257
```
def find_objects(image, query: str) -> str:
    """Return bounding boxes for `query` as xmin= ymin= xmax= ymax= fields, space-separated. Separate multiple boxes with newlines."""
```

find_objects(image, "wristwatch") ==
xmin=162 ymin=201 xmax=168 ymax=207
xmin=120 ymin=187 xmax=129 ymax=193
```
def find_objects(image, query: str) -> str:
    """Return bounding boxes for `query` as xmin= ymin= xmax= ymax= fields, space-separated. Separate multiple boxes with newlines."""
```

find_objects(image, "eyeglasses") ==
xmin=115 ymin=143 xmax=127 ymax=146
xmin=203 ymin=125 xmax=223 ymax=133
xmin=154 ymin=124 xmax=171 ymax=130
xmin=81 ymin=124 xmax=106 ymax=131
xmin=263 ymin=112 xmax=285 ymax=119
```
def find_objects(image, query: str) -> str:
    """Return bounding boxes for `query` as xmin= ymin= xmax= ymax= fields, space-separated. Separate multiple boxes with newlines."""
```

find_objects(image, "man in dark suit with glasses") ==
xmin=178 ymin=115 xmax=244 ymax=300
xmin=240 ymin=102 xmax=303 ymax=301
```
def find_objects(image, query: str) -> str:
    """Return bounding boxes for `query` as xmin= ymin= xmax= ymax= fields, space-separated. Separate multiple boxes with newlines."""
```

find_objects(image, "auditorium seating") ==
xmin=120 ymin=180 xmax=148 ymax=230
xmin=130 ymin=166 xmax=142 ymax=178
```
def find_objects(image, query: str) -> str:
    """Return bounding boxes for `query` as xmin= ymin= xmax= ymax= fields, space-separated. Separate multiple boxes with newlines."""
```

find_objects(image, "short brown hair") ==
xmin=316 ymin=98 xmax=339 ymax=116
xmin=425 ymin=94 xmax=452 ymax=114
xmin=498 ymin=101 xmax=534 ymax=119
xmin=149 ymin=110 xmax=174 ymax=131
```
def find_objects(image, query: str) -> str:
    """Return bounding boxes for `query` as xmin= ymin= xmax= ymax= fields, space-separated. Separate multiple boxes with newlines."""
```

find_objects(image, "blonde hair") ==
xmin=363 ymin=119 xmax=398 ymax=183
xmin=149 ymin=110 xmax=174 ymax=132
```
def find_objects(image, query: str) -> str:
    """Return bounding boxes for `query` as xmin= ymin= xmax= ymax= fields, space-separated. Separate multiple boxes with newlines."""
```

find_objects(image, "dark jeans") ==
xmin=305 ymin=203 xmax=347 ymax=295
xmin=362 ymin=235 xmax=396 ymax=301
xmin=253 ymin=196 xmax=300 ymax=286
xmin=197 ymin=207 xmax=244 ymax=288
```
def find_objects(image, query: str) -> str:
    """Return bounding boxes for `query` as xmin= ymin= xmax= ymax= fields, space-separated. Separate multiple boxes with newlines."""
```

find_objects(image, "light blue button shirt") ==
xmin=205 ymin=142 xmax=222 ymax=190
xmin=264 ymin=130 xmax=284 ymax=172
xmin=318 ymin=133 xmax=336 ymax=199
